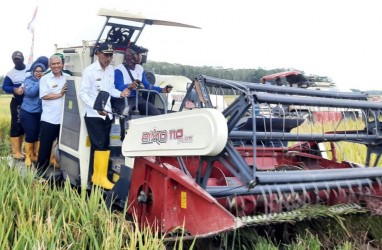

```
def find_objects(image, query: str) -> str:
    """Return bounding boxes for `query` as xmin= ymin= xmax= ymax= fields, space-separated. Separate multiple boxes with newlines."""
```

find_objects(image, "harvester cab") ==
xmin=56 ymin=8 xmax=201 ymax=190
xmin=54 ymin=8 xmax=382 ymax=238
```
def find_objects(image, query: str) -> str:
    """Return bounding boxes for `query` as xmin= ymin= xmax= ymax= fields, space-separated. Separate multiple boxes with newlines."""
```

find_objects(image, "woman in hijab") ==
xmin=20 ymin=62 xmax=46 ymax=166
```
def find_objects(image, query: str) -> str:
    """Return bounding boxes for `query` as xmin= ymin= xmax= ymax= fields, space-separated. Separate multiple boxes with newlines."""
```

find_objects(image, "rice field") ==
xmin=0 ymin=95 xmax=11 ymax=153
xmin=0 ymin=159 xmax=172 ymax=249
xmin=291 ymin=118 xmax=382 ymax=166
xmin=1 ymin=94 xmax=382 ymax=249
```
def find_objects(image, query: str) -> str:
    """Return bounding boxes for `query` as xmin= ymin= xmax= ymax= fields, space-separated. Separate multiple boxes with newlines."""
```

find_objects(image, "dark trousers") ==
xmin=10 ymin=98 xmax=24 ymax=137
xmin=111 ymin=97 xmax=161 ymax=141
xmin=111 ymin=96 xmax=161 ymax=116
xmin=20 ymin=109 xmax=41 ymax=142
xmin=129 ymin=96 xmax=161 ymax=116
xmin=84 ymin=115 xmax=112 ymax=181
xmin=37 ymin=121 xmax=60 ymax=171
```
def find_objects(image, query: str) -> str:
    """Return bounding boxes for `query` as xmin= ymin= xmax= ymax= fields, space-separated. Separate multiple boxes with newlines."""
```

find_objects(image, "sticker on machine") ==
xmin=141 ymin=129 xmax=193 ymax=145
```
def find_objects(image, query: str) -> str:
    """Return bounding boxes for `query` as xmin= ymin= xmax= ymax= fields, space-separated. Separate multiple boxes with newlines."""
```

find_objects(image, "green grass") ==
xmin=0 ymin=160 xmax=170 ymax=249
xmin=0 ymin=95 xmax=11 ymax=154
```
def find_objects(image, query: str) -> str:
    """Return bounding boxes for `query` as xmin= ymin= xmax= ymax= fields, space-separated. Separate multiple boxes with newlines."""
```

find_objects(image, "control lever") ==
xmin=171 ymin=99 xmax=175 ymax=111
xmin=123 ymin=96 xmax=130 ymax=129
xmin=135 ymin=79 xmax=144 ymax=89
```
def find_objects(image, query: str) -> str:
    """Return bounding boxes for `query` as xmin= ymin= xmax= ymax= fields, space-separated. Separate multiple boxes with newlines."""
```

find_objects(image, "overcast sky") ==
xmin=1 ymin=0 xmax=382 ymax=91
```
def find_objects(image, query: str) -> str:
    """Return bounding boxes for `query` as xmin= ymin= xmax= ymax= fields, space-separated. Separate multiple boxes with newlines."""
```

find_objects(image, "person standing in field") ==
xmin=37 ymin=54 xmax=68 ymax=177
xmin=20 ymin=62 xmax=46 ymax=167
xmin=2 ymin=51 xmax=29 ymax=160
xmin=79 ymin=42 xmax=130 ymax=190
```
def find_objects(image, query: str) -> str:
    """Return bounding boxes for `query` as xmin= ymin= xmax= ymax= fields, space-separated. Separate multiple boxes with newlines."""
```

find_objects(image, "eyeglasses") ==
xmin=35 ymin=70 xmax=44 ymax=73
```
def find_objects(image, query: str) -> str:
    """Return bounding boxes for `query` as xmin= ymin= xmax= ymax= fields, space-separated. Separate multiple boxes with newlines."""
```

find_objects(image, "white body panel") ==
xmin=98 ymin=8 xmax=201 ymax=29
xmin=122 ymin=109 xmax=228 ymax=157
xmin=59 ymin=77 xmax=91 ymax=188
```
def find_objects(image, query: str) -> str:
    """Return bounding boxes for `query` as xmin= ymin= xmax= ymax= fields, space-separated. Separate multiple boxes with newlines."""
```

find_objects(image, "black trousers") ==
xmin=111 ymin=97 xmax=161 ymax=141
xmin=84 ymin=115 xmax=112 ymax=182
xmin=111 ymin=96 xmax=161 ymax=116
xmin=37 ymin=121 xmax=60 ymax=171
xmin=10 ymin=98 xmax=24 ymax=137
xmin=84 ymin=116 xmax=112 ymax=150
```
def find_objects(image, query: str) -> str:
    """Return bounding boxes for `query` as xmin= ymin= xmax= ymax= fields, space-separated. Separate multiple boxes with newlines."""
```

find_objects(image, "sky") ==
xmin=1 ymin=0 xmax=382 ymax=91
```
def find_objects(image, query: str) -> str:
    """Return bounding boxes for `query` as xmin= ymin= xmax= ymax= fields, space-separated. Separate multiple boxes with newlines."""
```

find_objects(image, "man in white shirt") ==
xmin=79 ymin=42 xmax=130 ymax=189
xmin=37 ymin=54 xmax=68 ymax=176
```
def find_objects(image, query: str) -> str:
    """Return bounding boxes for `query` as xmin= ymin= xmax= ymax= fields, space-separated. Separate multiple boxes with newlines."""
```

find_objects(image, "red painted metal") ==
xmin=261 ymin=70 xmax=302 ymax=81
xmin=312 ymin=111 xmax=343 ymax=123
xmin=127 ymin=157 xmax=240 ymax=237
xmin=125 ymin=140 xmax=382 ymax=236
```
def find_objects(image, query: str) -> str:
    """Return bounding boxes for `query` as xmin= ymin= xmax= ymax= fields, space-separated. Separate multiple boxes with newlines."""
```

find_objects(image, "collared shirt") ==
xmin=79 ymin=60 xmax=121 ymax=119
xmin=39 ymin=71 xmax=67 ymax=124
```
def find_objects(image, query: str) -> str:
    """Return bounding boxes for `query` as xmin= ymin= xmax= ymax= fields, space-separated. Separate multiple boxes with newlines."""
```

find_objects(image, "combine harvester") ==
xmin=55 ymin=8 xmax=382 ymax=238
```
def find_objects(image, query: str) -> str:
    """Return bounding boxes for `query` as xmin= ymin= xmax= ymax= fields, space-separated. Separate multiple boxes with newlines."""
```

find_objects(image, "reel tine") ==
xmin=238 ymin=195 xmax=245 ymax=216
xmin=276 ymin=185 xmax=284 ymax=213
xmin=376 ymin=177 xmax=382 ymax=191
xmin=301 ymin=185 xmax=310 ymax=206
xmin=347 ymin=180 xmax=355 ymax=203
xmin=287 ymin=185 xmax=296 ymax=210
xmin=266 ymin=185 xmax=274 ymax=213
xmin=366 ymin=180 xmax=374 ymax=197
xmin=314 ymin=185 xmax=320 ymax=204
xmin=324 ymin=182 xmax=331 ymax=204
xmin=335 ymin=182 xmax=346 ymax=203
xmin=249 ymin=195 xmax=257 ymax=215
xmin=261 ymin=187 xmax=269 ymax=214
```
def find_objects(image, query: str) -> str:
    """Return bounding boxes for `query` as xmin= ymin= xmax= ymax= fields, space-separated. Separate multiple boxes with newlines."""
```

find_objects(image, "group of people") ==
xmin=3 ymin=42 xmax=172 ymax=190
xmin=3 ymin=52 xmax=68 ymax=175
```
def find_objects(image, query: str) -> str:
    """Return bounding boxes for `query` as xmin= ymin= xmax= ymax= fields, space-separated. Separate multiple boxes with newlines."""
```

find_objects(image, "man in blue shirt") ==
xmin=113 ymin=44 xmax=172 ymax=141
xmin=113 ymin=44 xmax=172 ymax=116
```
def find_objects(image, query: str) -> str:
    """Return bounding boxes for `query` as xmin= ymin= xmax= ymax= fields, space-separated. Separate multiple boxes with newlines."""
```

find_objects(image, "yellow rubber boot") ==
xmin=92 ymin=150 xmax=114 ymax=190
xmin=31 ymin=141 xmax=39 ymax=163
xmin=10 ymin=137 xmax=25 ymax=160
xmin=49 ymin=142 xmax=60 ymax=168
xmin=19 ymin=135 xmax=25 ymax=156
xmin=24 ymin=142 xmax=34 ymax=167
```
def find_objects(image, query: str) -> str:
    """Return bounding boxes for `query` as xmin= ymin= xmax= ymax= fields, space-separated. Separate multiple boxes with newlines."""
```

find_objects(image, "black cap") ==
xmin=12 ymin=51 xmax=24 ymax=60
xmin=96 ymin=43 xmax=115 ymax=54
xmin=128 ymin=44 xmax=148 ymax=54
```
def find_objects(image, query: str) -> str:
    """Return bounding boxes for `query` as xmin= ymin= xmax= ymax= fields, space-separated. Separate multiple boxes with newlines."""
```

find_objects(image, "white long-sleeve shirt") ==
xmin=79 ymin=60 xmax=121 ymax=119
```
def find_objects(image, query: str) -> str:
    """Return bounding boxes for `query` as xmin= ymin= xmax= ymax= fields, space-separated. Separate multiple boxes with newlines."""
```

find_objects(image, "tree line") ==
xmin=143 ymin=61 xmax=331 ymax=83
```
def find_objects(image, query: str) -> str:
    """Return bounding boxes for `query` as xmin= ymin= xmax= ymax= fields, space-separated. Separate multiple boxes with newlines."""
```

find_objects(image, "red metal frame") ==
xmin=127 ymin=157 xmax=240 ymax=237
xmin=124 ymin=141 xmax=382 ymax=237
xmin=261 ymin=70 xmax=302 ymax=81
